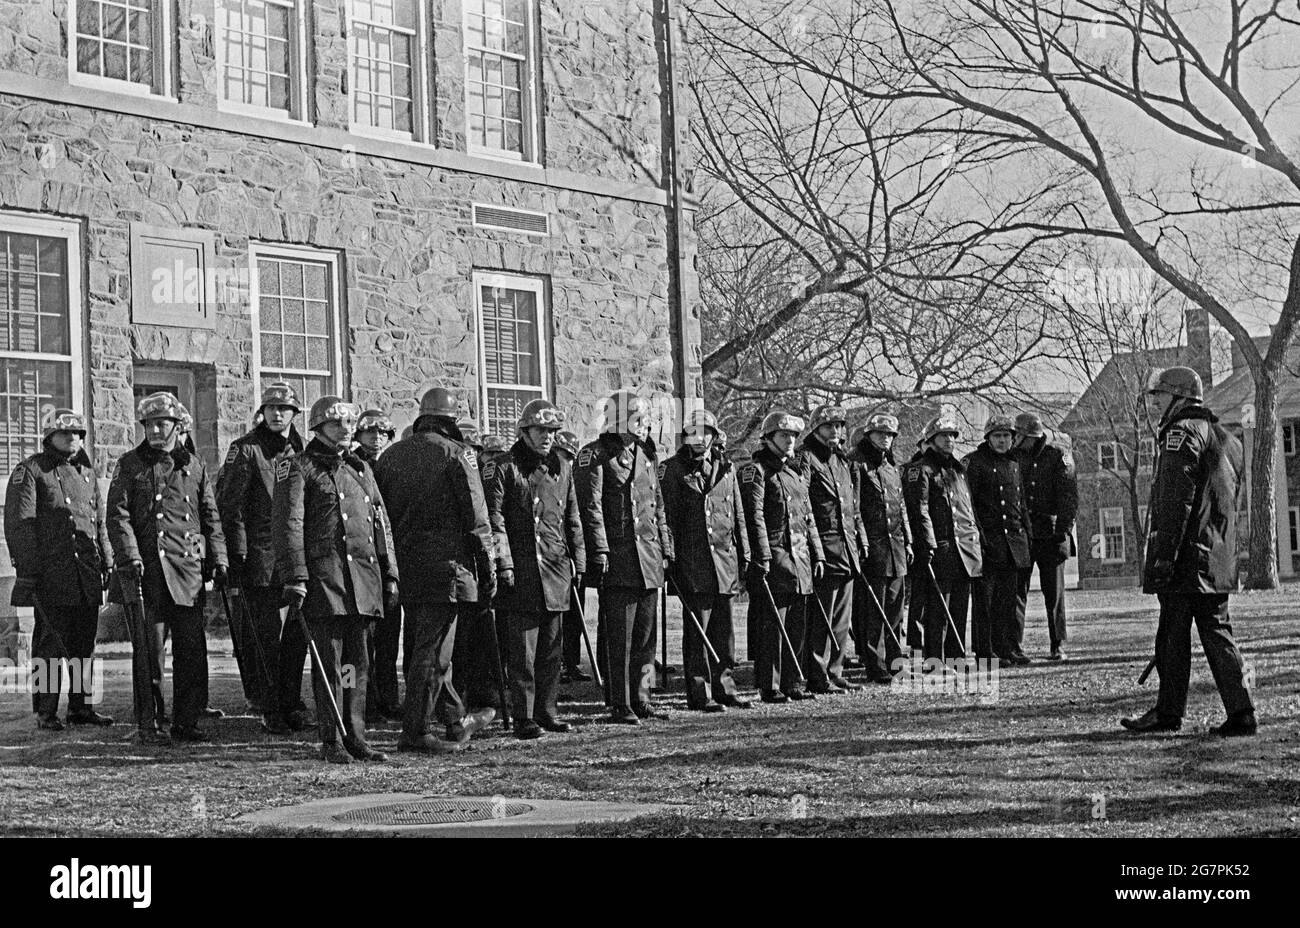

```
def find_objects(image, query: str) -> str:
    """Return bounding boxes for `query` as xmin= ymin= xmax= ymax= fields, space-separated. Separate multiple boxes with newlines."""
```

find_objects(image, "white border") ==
xmin=472 ymin=269 xmax=547 ymax=433
xmin=67 ymin=0 xmax=175 ymax=99
xmin=213 ymin=0 xmax=312 ymax=124
xmin=463 ymin=0 xmax=539 ymax=164
xmin=343 ymin=0 xmax=429 ymax=144
xmin=248 ymin=242 xmax=346 ymax=399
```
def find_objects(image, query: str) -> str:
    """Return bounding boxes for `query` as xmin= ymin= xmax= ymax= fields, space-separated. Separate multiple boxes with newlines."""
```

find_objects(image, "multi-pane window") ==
xmin=251 ymin=246 xmax=342 ymax=409
xmin=1097 ymin=440 xmax=1118 ymax=471
xmin=1284 ymin=421 xmax=1296 ymax=456
xmin=464 ymin=0 xmax=535 ymax=160
xmin=71 ymin=0 xmax=168 ymax=95
xmin=1290 ymin=508 xmax=1299 ymax=554
xmin=475 ymin=272 xmax=547 ymax=439
xmin=1099 ymin=507 xmax=1125 ymax=563
xmin=1138 ymin=437 xmax=1155 ymax=471
xmin=218 ymin=0 xmax=304 ymax=119
xmin=349 ymin=0 xmax=422 ymax=139
xmin=0 ymin=216 xmax=83 ymax=482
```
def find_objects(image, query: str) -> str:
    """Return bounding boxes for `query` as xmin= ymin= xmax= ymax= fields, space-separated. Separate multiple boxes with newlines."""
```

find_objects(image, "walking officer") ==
xmin=1012 ymin=412 xmax=1078 ymax=661
xmin=107 ymin=392 xmax=227 ymax=743
xmin=964 ymin=415 xmax=1032 ymax=664
xmin=576 ymin=390 xmax=675 ymax=725
xmin=554 ymin=429 xmax=593 ymax=683
xmin=903 ymin=416 xmax=982 ymax=662
xmin=1121 ymin=367 xmax=1256 ymax=737
xmin=353 ymin=408 xmax=402 ymax=720
xmin=850 ymin=414 xmax=913 ymax=683
xmin=272 ymin=397 xmax=397 ymax=763
xmin=5 ymin=409 xmax=113 ymax=730
xmin=216 ymin=381 xmax=307 ymax=732
xmin=738 ymin=410 xmax=824 ymax=703
xmin=799 ymin=404 xmax=868 ymax=693
xmin=373 ymin=388 xmax=497 ymax=752
xmin=660 ymin=408 xmax=752 ymax=712
xmin=483 ymin=400 xmax=585 ymax=738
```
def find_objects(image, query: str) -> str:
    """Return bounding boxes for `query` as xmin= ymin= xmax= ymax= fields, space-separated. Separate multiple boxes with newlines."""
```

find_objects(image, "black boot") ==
xmin=1120 ymin=708 xmax=1181 ymax=733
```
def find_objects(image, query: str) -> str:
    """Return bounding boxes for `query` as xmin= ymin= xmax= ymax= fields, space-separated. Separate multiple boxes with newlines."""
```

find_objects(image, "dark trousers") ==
xmin=598 ymin=585 xmax=658 ymax=709
xmin=308 ymin=614 xmax=369 ymax=745
xmin=972 ymin=568 xmax=1021 ymax=659
xmin=448 ymin=602 xmax=503 ymax=716
xmin=237 ymin=586 xmax=284 ymax=711
xmin=750 ymin=583 xmax=806 ymax=693
xmin=562 ymin=597 xmax=584 ymax=672
xmin=1016 ymin=545 xmax=1068 ymax=650
xmin=680 ymin=592 xmax=738 ymax=707
xmin=859 ymin=575 xmax=907 ymax=677
xmin=128 ymin=597 xmax=207 ymax=730
xmin=504 ymin=610 xmax=562 ymax=722
xmin=402 ymin=602 xmax=460 ymax=739
xmin=1154 ymin=592 xmax=1254 ymax=719
xmin=277 ymin=604 xmax=311 ymax=717
xmin=923 ymin=572 xmax=970 ymax=661
xmin=905 ymin=568 xmax=927 ymax=650
xmin=805 ymin=575 xmax=854 ymax=687
xmin=366 ymin=603 xmax=402 ymax=710
xmin=31 ymin=601 xmax=100 ymax=717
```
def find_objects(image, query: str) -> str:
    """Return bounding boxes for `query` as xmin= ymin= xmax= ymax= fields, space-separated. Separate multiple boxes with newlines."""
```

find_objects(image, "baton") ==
xmin=660 ymin=583 xmax=670 ymax=687
xmin=1137 ymin=657 xmax=1157 ymax=685
xmin=925 ymin=563 xmax=967 ymax=659
xmin=760 ymin=578 xmax=805 ymax=681
xmin=119 ymin=567 xmax=164 ymax=728
xmin=290 ymin=602 xmax=348 ymax=741
xmin=862 ymin=579 xmax=907 ymax=655
xmin=485 ymin=603 xmax=511 ymax=729
xmin=809 ymin=586 xmax=842 ymax=656
xmin=220 ymin=587 xmax=274 ymax=703
xmin=673 ymin=589 xmax=723 ymax=668
xmin=569 ymin=584 xmax=604 ymax=690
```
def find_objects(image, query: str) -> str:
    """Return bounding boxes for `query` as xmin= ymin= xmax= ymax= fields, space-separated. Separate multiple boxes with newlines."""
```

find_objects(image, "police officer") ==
xmin=850 ymin=414 xmax=913 ymax=683
xmin=273 ymin=397 xmax=396 ymax=763
xmin=461 ymin=416 xmax=511 ymax=723
xmin=217 ymin=382 xmax=307 ymax=732
xmin=5 ymin=409 xmax=113 ymax=730
xmin=576 ymin=390 xmax=674 ymax=725
xmin=483 ymin=400 xmax=585 ymax=738
xmin=1012 ymin=412 xmax=1078 ymax=661
xmin=373 ymin=388 xmax=497 ymax=752
xmin=739 ymin=411 xmax=824 ymax=702
xmin=799 ymin=404 xmax=868 ymax=693
xmin=554 ymin=429 xmax=593 ymax=683
xmin=483 ymin=434 xmax=509 ymax=462
xmin=354 ymin=408 xmax=402 ymax=720
xmin=108 ymin=392 xmax=227 ymax=743
xmin=660 ymin=409 xmax=751 ymax=712
xmin=458 ymin=419 xmax=484 ymax=455
xmin=903 ymin=416 xmax=982 ymax=662
xmin=1121 ymin=367 xmax=1256 ymax=737
xmin=964 ymin=415 xmax=1032 ymax=664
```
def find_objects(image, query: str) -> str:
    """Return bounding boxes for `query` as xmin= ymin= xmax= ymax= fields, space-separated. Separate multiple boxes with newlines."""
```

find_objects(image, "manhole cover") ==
xmin=332 ymin=798 xmax=535 ymax=826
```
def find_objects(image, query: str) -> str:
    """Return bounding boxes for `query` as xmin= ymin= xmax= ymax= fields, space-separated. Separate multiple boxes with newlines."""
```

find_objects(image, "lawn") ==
xmin=1 ymin=587 xmax=1297 ymax=837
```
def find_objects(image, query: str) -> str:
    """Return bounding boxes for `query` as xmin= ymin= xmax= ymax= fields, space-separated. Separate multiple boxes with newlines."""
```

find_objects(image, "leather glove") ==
xmin=1052 ymin=533 xmax=1072 ymax=564
xmin=227 ymin=555 xmax=245 ymax=588
xmin=589 ymin=553 xmax=608 ymax=586
xmin=917 ymin=546 xmax=934 ymax=567
xmin=283 ymin=584 xmax=307 ymax=609
xmin=212 ymin=564 xmax=228 ymax=589
xmin=746 ymin=560 xmax=769 ymax=588
xmin=905 ymin=546 xmax=914 ymax=568
xmin=100 ymin=566 xmax=112 ymax=592
xmin=499 ymin=568 xmax=515 ymax=589
xmin=1146 ymin=558 xmax=1174 ymax=588
xmin=813 ymin=561 xmax=825 ymax=581
xmin=573 ymin=572 xmax=584 ymax=591
xmin=384 ymin=579 xmax=400 ymax=612
xmin=10 ymin=576 xmax=36 ymax=608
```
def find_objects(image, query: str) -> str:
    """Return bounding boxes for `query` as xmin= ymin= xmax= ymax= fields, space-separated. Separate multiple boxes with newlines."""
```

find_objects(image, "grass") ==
xmin=1 ymin=587 xmax=1297 ymax=838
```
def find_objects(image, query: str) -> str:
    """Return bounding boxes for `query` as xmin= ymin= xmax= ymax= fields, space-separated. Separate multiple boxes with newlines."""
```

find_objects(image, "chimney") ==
xmin=1183 ymin=306 xmax=1213 ymax=388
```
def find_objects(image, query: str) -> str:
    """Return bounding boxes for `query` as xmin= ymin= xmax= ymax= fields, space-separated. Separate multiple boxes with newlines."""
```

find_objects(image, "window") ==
xmin=347 ymin=0 xmax=425 ymax=140
xmin=1290 ymin=508 xmax=1299 ymax=555
xmin=217 ymin=0 xmax=307 ymax=120
xmin=464 ymin=0 xmax=537 ymax=161
xmin=1099 ymin=507 xmax=1125 ymax=563
xmin=1284 ymin=421 xmax=1296 ymax=456
xmin=70 ymin=0 xmax=171 ymax=96
xmin=0 ymin=213 xmax=84 ymax=482
xmin=1097 ymin=441 xmax=1118 ymax=471
xmin=474 ymin=271 xmax=548 ymax=438
xmin=1138 ymin=437 xmax=1155 ymax=471
xmin=250 ymin=245 xmax=343 ymax=409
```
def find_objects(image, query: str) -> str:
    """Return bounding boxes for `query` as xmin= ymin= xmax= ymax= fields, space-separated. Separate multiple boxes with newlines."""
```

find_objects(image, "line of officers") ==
xmin=4 ymin=382 xmax=1082 ymax=762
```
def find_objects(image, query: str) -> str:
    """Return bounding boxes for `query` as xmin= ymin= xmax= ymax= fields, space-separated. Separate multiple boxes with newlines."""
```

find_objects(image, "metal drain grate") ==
xmin=332 ymin=798 xmax=535 ymax=826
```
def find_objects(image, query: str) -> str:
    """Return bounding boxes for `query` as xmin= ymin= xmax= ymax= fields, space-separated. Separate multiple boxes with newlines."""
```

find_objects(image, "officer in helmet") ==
xmin=1121 ymin=367 xmax=1256 ymax=737
xmin=660 ymin=408 xmax=751 ymax=712
xmin=273 ymin=397 xmax=397 ymax=763
xmin=373 ymin=388 xmax=497 ymax=751
xmin=553 ymin=429 xmax=593 ymax=684
xmin=355 ymin=408 xmax=396 ymax=464
xmin=738 ymin=410 xmax=824 ymax=702
xmin=4 ymin=409 xmax=113 ymax=730
xmin=483 ymin=399 xmax=585 ymax=738
xmin=482 ymin=433 xmax=509 ymax=466
xmin=902 ymin=416 xmax=982 ymax=663
xmin=108 ymin=392 xmax=228 ymax=743
xmin=217 ymin=381 xmax=306 ymax=731
xmin=575 ymin=389 xmax=675 ymax=724
xmin=458 ymin=419 xmax=484 ymax=456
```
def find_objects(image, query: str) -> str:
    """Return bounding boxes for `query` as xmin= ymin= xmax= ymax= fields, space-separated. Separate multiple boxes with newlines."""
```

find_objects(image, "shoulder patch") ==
xmin=1061 ymin=450 xmax=1074 ymax=469
xmin=225 ymin=446 xmax=239 ymax=465
xmin=740 ymin=464 xmax=759 ymax=485
xmin=10 ymin=464 xmax=26 ymax=485
xmin=656 ymin=461 xmax=667 ymax=479
xmin=1164 ymin=430 xmax=1187 ymax=452
xmin=463 ymin=448 xmax=478 ymax=470
xmin=275 ymin=459 xmax=291 ymax=482
xmin=907 ymin=466 xmax=919 ymax=482
xmin=482 ymin=461 xmax=496 ymax=483
xmin=577 ymin=448 xmax=594 ymax=467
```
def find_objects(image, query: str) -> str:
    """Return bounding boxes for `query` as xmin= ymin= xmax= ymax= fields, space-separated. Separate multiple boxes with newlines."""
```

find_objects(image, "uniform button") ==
xmin=342 ymin=513 xmax=349 ymax=521
xmin=156 ymin=512 xmax=163 ymax=519
xmin=364 ymin=495 xmax=371 ymax=503
xmin=155 ymin=494 xmax=162 ymax=501
xmin=158 ymin=530 xmax=164 ymax=537
xmin=347 ymin=554 xmax=354 ymax=562
xmin=339 ymin=493 xmax=345 ymax=500
xmin=369 ymin=556 xmax=376 ymax=564
xmin=65 ymin=496 xmax=71 ymax=504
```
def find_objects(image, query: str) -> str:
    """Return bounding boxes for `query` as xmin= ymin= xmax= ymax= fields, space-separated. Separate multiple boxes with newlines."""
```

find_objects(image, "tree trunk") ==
xmin=1244 ymin=375 xmax=1280 ymax=589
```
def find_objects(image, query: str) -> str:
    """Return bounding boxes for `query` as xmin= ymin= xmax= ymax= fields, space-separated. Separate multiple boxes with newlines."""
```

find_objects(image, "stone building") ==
xmin=0 ymin=0 xmax=702 ymax=652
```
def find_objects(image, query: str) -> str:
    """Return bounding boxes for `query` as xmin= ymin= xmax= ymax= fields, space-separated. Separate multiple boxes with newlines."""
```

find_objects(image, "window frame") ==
xmin=1290 ymin=507 xmax=1299 ymax=555
xmin=1099 ymin=506 xmax=1126 ymax=564
xmin=1097 ymin=440 xmax=1118 ymax=472
xmin=344 ymin=0 xmax=429 ymax=143
xmin=0 ymin=211 xmax=86 ymax=473
xmin=473 ymin=270 xmax=549 ymax=436
xmin=1138 ymin=436 xmax=1155 ymax=472
xmin=248 ymin=242 xmax=346 ymax=404
xmin=68 ymin=0 xmax=174 ymax=98
xmin=1284 ymin=421 xmax=1296 ymax=457
xmin=214 ymin=0 xmax=311 ymax=123
xmin=462 ymin=0 xmax=540 ymax=163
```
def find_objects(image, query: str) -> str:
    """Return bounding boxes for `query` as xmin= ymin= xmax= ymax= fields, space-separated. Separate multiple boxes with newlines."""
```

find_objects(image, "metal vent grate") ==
xmin=331 ymin=798 xmax=535 ymax=826
xmin=472 ymin=203 xmax=550 ymax=235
